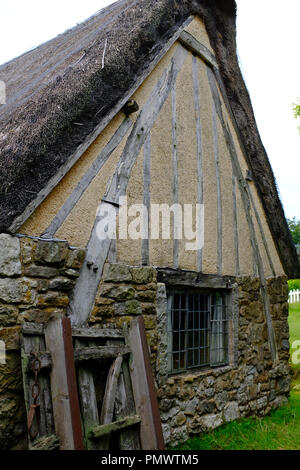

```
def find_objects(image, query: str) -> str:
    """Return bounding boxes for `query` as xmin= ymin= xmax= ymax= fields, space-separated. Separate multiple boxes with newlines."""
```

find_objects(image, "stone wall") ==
xmin=0 ymin=242 xmax=291 ymax=449
xmin=92 ymin=264 xmax=291 ymax=447
xmin=90 ymin=263 xmax=158 ymax=366
xmin=0 ymin=234 xmax=85 ymax=450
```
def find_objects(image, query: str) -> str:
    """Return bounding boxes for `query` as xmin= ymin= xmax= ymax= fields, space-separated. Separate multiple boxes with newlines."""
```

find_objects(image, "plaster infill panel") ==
xmin=56 ymin=136 xmax=127 ymax=247
xmin=116 ymin=145 xmax=144 ymax=266
xmin=149 ymin=94 xmax=174 ymax=269
xmin=20 ymin=112 xmax=124 ymax=237
xmin=176 ymin=52 xmax=198 ymax=271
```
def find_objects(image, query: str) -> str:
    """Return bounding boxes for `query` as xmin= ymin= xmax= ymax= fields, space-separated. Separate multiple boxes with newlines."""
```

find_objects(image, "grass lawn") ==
xmin=172 ymin=302 xmax=300 ymax=451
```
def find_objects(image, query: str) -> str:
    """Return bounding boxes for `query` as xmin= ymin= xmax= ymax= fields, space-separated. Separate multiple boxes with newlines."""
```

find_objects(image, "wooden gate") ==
xmin=21 ymin=316 xmax=165 ymax=450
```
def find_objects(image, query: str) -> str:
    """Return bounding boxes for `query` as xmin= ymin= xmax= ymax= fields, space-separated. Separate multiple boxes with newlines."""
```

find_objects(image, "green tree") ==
xmin=292 ymin=99 xmax=300 ymax=133
xmin=287 ymin=217 xmax=300 ymax=247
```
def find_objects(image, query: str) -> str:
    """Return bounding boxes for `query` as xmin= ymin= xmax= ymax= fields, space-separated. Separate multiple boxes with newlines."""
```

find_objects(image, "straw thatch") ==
xmin=0 ymin=0 xmax=298 ymax=277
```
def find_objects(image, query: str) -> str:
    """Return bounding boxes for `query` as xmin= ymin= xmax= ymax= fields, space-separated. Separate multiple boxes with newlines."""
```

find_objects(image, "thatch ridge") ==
xmin=0 ymin=0 xmax=298 ymax=277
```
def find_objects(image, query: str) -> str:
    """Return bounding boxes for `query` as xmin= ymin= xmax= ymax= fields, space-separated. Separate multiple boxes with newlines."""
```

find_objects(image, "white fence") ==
xmin=289 ymin=289 xmax=300 ymax=303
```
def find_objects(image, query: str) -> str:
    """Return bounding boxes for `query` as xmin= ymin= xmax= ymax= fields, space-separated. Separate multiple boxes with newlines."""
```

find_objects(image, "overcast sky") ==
xmin=0 ymin=0 xmax=299 ymax=220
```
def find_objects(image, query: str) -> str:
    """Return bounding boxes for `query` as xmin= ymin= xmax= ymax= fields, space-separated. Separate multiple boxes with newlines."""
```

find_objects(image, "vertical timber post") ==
xmin=45 ymin=317 xmax=84 ymax=450
xmin=128 ymin=316 xmax=165 ymax=450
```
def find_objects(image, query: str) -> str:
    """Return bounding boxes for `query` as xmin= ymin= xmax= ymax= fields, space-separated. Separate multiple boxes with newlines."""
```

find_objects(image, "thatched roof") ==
xmin=0 ymin=0 xmax=298 ymax=278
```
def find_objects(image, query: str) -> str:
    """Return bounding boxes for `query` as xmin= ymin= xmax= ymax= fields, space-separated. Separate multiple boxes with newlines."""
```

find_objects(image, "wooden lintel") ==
xmin=72 ymin=327 xmax=124 ymax=340
xmin=89 ymin=415 xmax=141 ymax=439
xmin=74 ymin=345 xmax=130 ymax=363
xmin=157 ymin=269 xmax=236 ymax=290
xmin=179 ymin=30 xmax=218 ymax=69
xmin=22 ymin=322 xmax=124 ymax=340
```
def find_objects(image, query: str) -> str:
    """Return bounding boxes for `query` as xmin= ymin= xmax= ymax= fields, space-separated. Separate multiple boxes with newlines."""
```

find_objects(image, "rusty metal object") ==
xmin=27 ymin=352 xmax=41 ymax=441
xmin=62 ymin=317 xmax=85 ymax=450
xmin=136 ymin=316 xmax=165 ymax=450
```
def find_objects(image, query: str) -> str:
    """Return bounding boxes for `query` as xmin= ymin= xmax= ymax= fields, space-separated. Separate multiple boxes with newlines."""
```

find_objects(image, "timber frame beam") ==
xmin=157 ymin=268 xmax=236 ymax=290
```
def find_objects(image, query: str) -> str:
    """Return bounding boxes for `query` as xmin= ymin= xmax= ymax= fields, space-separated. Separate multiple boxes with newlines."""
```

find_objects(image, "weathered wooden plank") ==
xmin=100 ymin=355 xmax=123 ymax=424
xmin=8 ymin=17 xmax=193 ymax=234
xmin=171 ymin=86 xmax=179 ymax=269
xmin=192 ymin=54 xmax=204 ymax=272
xmin=128 ymin=317 xmax=165 ymax=451
xmin=115 ymin=328 xmax=141 ymax=450
xmin=179 ymin=30 xmax=218 ymax=69
xmin=72 ymin=327 xmax=123 ymax=340
xmin=25 ymin=351 xmax=52 ymax=373
xmin=23 ymin=322 xmax=124 ymax=340
xmin=75 ymin=338 xmax=100 ymax=450
xmin=141 ymin=133 xmax=151 ymax=266
xmin=21 ymin=335 xmax=44 ymax=447
xmin=30 ymin=335 xmax=56 ymax=438
xmin=232 ymin=172 xmax=240 ymax=276
xmin=88 ymin=415 xmax=141 ymax=440
xmin=61 ymin=317 xmax=84 ymax=450
xmin=69 ymin=44 xmax=188 ymax=327
xmin=22 ymin=323 xmax=44 ymax=336
xmin=44 ymin=318 xmax=78 ymax=450
xmin=211 ymin=91 xmax=223 ymax=276
xmin=74 ymin=345 xmax=130 ymax=363
xmin=157 ymin=269 xmax=235 ymax=289
xmin=99 ymin=355 xmax=123 ymax=450
xmin=43 ymin=118 xmax=133 ymax=237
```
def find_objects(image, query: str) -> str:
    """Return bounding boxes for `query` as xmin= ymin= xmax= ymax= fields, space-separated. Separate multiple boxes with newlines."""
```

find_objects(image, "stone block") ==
xmin=102 ymin=264 xmax=132 ymax=283
xmin=34 ymin=240 xmax=68 ymax=266
xmin=223 ymin=402 xmax=240 ymax=422
xmin=184 ymin=397 xmax=199 ymax=415
xmin=200 ymin=413 xmax=223 ymax=431
xmin=115 ymin=300 xmax=142 ymax=316
xmin=160 ymin=406 xmax=180 ymax=423
xmin=20 ymin=308 xmax=65 ymax=324
xmin=36 ymin=292 xmax=69 ymax=308
xmin=0 ymin=279 xmax=31 ymax=304
xmin=198 ymin=400 xmax=216 ymax=415
xmin=215 ymin=391 xmax=229 ymax=411
xmin=37 ymin=279 xmax=49 ymax=293
xmin=48 ymin=277 xmax=75 ymax=292
xmin=130 ymin=267 xmax=155 ymax=284
xmin=20 ymin=243 xmax=32 ymax=265
xmin=159 ymin=398 xmax=176 ymax=412
xmin=100 ymin=284 xmax=135 ymax=300
xmin=63 ymin=269 xmax=80 ymax=278
xmin=91 ymin=304 xmax=115 ymax=318
xmin=66 ymin=249 xmax=86 ymax=269
xmin=24 ymin=265 xmax=59 ymax=279
xmin=141 ymin=303 xmax=156 ymax=315
xmin=135 ymin=290 xmax=157 ymax=302
xmin=175 ymin=412 xmax=187 ymax=426
xmin=0 ymin=234 xmax=21 ymax=277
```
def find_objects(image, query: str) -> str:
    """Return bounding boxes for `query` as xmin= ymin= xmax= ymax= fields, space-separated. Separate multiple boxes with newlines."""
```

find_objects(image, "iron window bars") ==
xmin=167 ymin=291 xmax=228 ymax=373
